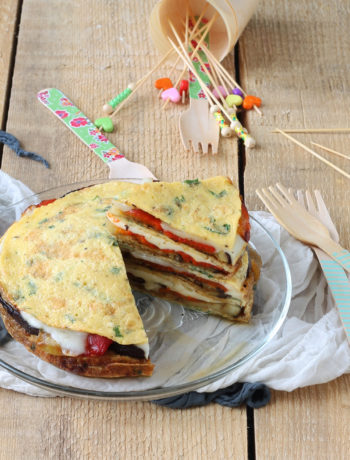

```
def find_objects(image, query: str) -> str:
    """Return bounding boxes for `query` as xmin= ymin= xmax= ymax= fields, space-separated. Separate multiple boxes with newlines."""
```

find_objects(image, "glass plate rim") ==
xmin=0 ymin=179 xmax=292 ymax=400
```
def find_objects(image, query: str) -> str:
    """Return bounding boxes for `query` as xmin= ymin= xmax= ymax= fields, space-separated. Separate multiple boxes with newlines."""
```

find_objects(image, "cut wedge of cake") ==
xmin=107 ymin=177 xmax=261 ymax=322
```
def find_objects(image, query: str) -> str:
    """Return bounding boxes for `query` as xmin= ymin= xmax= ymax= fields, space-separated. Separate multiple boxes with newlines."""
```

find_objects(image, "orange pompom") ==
xmin=242 ymin=95 xmax=262 ymax=110
xmin=154 ymin=78 xmax=173 ymax=90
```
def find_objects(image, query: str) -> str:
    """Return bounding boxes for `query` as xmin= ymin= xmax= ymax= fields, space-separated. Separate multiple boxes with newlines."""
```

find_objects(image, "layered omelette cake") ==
xmin=107 ymin=177 xmax=261 ymax=322
xmin=0 ymin=177 xmax=261 ymax=378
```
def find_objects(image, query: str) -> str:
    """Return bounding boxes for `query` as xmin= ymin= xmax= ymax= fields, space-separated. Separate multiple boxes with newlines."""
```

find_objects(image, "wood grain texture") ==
xmin=1 ymin=0 xmax=349 ymax=458
xmin=0 ymin=0 xmax=20 ymax=126
xmin=0 ymin=1 xmax=246 ymax=459
xmin=1 ymin=0 xmax=238 ymax=192
xmin=238 ymin=0 xmax=350 ymax=458
xmin=0 ymin=388 xmax=247 ymax=460
xmin=239 ymin=0 xmax=350 ymax=247
xmin=256 ymin=376 xmax=350 ymax=459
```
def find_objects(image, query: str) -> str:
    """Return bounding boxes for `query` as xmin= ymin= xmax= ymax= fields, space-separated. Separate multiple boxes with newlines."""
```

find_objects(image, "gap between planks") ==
xmin=0 ymin=0 xmax=24 ymax=167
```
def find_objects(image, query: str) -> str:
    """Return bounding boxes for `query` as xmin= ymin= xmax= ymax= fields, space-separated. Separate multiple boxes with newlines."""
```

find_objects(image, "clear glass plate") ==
xmin=0 ymin=179 xmax=292 ymax=400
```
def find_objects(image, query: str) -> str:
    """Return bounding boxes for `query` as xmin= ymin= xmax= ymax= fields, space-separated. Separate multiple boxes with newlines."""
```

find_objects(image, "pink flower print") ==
xmin=107 ymin=147 xmax=120 ymax=155
xmin=103 ymin=148 xmax=123 ymax=161
xmin=89 ymin=143 xmax=98 ymax=149
xmin=60 ymin=97 xmax=73 ymax=107
xmin=55 ymin=110 xmax=69 ymax=119
xmin=70 ymin=117 xmax=88 ymax=127
xmin=200 ymin=63 xmax=211 ymax=73
xmin=198 ymin=90 xmax=206 ymax=99
xmin=97 ymin=133 xmax=108 ymax=142
xmin=38 ymin=90 xmax=49 ymax=104
xmin=89 ymin=128 xmax=99 ymax=136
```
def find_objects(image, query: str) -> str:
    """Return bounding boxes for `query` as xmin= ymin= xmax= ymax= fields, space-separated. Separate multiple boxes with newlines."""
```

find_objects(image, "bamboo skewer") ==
xmin=198 ymin=41 xmax=262 ymax=116
xmin=185 ymin=23 xmax=232 ymax=94
xmin=110 ymin=47 xmax=174 ymax=118
xmin=188 ymin=41 xmax=227 ymax=109
xmin=311 ymin=142 xmax=350 ymax=161
xmin=271 ymin=128 xmax=350 ymax=133
xmin=162 ymin=7 xmax=216 ymax=109
xmin=172 ymin=25 xmax=255 ymax=146
xmin=168 ymin=23 xmax=233 ymax=122
xmin=276 ymin=129 xmax=350 ymax=180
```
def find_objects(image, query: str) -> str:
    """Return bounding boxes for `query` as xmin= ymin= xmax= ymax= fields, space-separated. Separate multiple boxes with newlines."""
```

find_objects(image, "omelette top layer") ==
xmin=111 ymin=176 xmax=243 ymax=250
xmin=0 ymin=181 xmax=147 ymax=346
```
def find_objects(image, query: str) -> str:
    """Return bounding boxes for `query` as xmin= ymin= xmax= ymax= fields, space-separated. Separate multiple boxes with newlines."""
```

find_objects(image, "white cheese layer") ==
xmin=21 ymin=311 xmax=87 ymax=356
xmin=20 ymin=311 xmax=149 ymax=358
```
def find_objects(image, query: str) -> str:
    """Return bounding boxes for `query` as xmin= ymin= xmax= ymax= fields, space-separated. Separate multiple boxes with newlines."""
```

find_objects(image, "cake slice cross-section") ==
xmin=107 ymin=177 xmax=261 ymax=322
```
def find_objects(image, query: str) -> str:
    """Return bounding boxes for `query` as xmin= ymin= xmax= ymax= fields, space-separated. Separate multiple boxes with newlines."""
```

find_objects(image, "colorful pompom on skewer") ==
xmin=232 ymin=87 xmax=244 ymax=97
xmin=212 ymin=85 xmax=228 ymax=99
xmin=226 ymin=94 xmax=243 ymax=107
xmin=154 ymin=77 xmax=173 ymax=91
xmin=242 ymin=95 xmax=262 ymax=110
xmin=161 ymin=87 xmax=181 ymax=103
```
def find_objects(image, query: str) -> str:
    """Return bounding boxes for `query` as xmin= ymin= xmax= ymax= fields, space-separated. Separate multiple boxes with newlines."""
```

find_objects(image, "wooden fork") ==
xmin=179 ymin=96 xmax=219 ymax=154
xmin=295 ymin=190 xmax=350 ymax=341
xmin=256 ymin=183 xmax=350 ymax=273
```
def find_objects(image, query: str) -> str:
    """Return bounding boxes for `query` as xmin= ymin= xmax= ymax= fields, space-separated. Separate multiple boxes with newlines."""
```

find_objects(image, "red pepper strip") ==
xmin=35 ymin=199 xmax=57 ymax=208
xmin=126 ymin=209 xmax=162 ymax=231
xmin=114 ymin=227 xmax=227 ymax=274
xmin=126 ymin=209 xmax=216 ymax=255
xmin=84 ymin=334 xmax=113 ymax=356
xmin=162 ymin=230 xmax=216 ymax=254
xmin=108 ymin=212 xmax=228 ymax=274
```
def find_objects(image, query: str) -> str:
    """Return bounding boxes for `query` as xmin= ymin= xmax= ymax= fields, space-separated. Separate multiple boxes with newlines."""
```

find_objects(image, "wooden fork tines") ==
xmin=179 ymin=98 xmax=219 ymax=154
xmin=256 ymin=184 xmax=350 ymax=273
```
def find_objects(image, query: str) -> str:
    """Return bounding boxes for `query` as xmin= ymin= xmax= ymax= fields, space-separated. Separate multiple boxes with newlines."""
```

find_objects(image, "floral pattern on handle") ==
xmin=188 ymin=22 xmax=211 ymax=100
xmin=189 ymin=50 xmax=211 ymax=100
xmin=37 ymin=88 xmax=124 ymax=163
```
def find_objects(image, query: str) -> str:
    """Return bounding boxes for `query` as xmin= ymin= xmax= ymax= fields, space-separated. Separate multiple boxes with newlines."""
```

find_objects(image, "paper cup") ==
xmin=149 ymin=0 xmax=260 ymax=61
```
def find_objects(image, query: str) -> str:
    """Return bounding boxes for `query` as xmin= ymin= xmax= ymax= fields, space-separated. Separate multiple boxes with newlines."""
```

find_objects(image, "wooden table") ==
xmin=0 ymin=1 xmax=349 ymax=458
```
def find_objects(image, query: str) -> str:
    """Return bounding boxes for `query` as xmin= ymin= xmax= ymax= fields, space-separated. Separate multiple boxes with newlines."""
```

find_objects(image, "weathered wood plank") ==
xmin=255 ymin=376 xmax=350 ymax=459
xmin=238 ymin=0 xmax=350 ymax=458
xmin=0 ymin=388 xmax=248 ymax=460
xmin=0 ymin=0 xmax=20 ymax=127
xmin=240 ymin=0 xmax=350 ymax=246
xmin=1 ymin=0 xmax=238 ymax=192
xmin=0 ymin=1 xmax=246 ymax=459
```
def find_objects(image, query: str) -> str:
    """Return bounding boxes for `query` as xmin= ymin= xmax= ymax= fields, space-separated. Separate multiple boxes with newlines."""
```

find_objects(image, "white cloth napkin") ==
xmin=0 ymin=170 xmax=349 ymax=396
